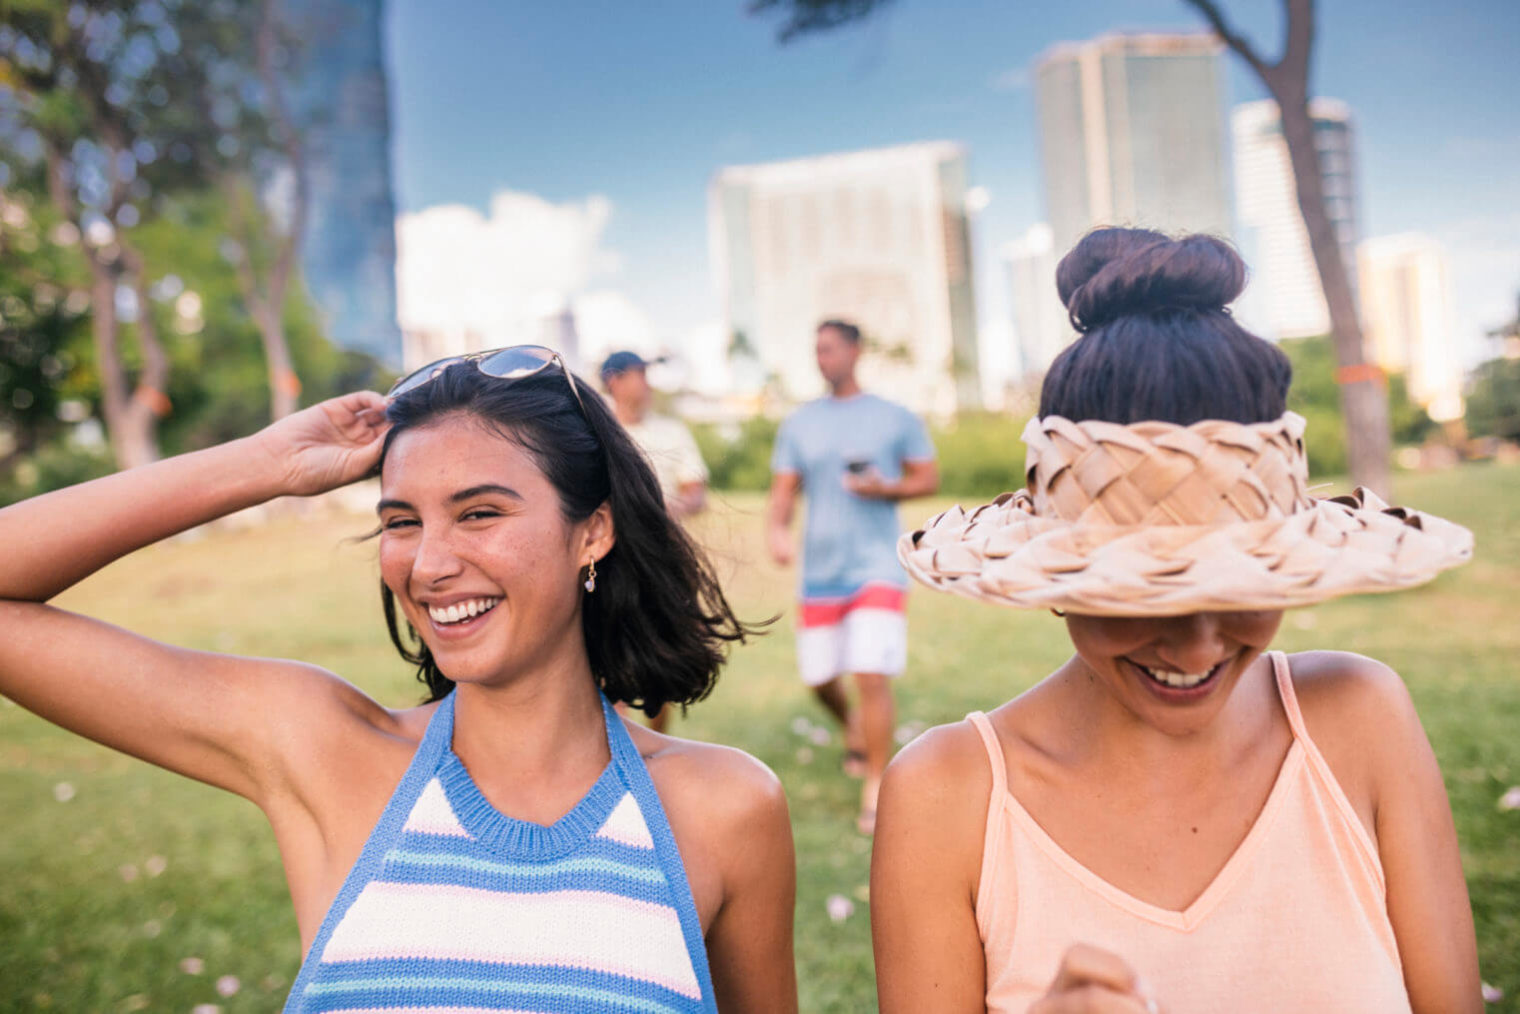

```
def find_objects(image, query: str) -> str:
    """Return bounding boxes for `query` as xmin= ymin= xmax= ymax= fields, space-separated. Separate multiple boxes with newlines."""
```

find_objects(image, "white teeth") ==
xmin=1140 ymin=663 xmax=1215 ymax=689
xmin=427 ymin=597 xmax=500 ymax=625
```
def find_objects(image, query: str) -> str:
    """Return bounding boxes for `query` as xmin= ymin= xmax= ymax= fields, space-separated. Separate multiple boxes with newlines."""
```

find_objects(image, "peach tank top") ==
xmin=968 ymin=652 xmax=1410 ymax=1013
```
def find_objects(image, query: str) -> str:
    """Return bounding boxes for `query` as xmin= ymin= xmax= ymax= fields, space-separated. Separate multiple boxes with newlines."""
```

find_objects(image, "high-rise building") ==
xmin=1233 ymin=98 xmax=1360 ymax=340
xmin=1003 ymin=224 xmax=1069 ymax=379
xmin=1358 ymin=234 xmax=1464 ymax=422
xmin=1034 ymin=33 xmax=1232 ymax=257
xmin=282 ymin=0 xmax=402 ymax=366
xmin=708 ymin=142 xmax=980 ymax=415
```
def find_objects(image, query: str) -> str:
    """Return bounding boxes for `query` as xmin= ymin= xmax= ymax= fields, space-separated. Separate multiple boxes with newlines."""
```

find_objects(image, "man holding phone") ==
xmin=767 ymin=319 xmax=939 ymax=835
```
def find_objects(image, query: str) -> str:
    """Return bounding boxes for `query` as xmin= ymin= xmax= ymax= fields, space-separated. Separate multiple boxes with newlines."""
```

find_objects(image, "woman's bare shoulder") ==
xmin=1284 ymin=649 xmax=1428 ymax=830
xmin=631 ymin=723 xmax=788 ymax=831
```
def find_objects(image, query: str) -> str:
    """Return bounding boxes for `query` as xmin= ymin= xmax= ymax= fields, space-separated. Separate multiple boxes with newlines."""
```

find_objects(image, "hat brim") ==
xmin=899 ymin=487 xmax=1473 ymax=617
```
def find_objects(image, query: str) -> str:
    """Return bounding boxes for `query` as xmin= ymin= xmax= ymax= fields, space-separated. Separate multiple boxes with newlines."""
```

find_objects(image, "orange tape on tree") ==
xmin=1334 ymin=362 xmax=1385 ymax=386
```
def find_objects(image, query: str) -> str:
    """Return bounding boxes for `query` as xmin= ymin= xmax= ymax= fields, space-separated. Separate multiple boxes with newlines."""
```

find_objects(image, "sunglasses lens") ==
xmin=388 ymin=357 xmax=465 ymax=397
xmin=478 ymin=346 xmax=556 ymax=380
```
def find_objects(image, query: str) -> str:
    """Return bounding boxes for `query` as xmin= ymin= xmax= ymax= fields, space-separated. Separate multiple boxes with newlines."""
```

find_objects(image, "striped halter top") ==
xmin=284 ymin=692 xmax=717 ymax=1013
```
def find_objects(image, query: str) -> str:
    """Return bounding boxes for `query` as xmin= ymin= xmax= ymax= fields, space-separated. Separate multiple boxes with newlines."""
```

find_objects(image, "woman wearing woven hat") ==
xmin=870 ymin=229 xmax=1480 ymax=1014
xmin=0 ymin=353 xmax=797 ymax=1012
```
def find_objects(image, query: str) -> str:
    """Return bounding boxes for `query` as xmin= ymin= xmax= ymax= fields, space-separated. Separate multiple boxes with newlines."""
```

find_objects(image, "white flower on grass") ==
xmin=215 ymin=976 xmax=240 ymax=997
xmin=808 ymin=726 xmax=832 ymax=747
xmin=790 ymin=716 xmax=813 ymax=737
xmin=1498 ymin=787 xmax=1520 ymax=812
xmin=145 ymin=855 xmax=168 ymax=877
xmin=825 ymin=893 xmax=855 ymax=922
xmin=894 ymin=720 xmax=928 ymax=745
xmin=53 ymin=782 xmax=76 ymax=803
xmin=141 ymin=920 xmax=161 ymax=939
xmin=118 ymin=864 xmax=139 ymax=883
xmin=179 ymin=957 xmax=204 ymax=975
xmin=191 ymin=1005 xmax=222 ymax=1014
xmin=795 ymin=747 xmax=815 ymax=765
xmin=1482 ymin=982 xmax=1503 ymax=1003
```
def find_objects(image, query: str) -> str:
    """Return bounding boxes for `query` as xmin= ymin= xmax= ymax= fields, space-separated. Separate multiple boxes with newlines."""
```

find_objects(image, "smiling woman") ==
xmin=0 ymin=359 xmax=797 ymax=1013
xmin=871 ymin=229 xmax=1482 ymax=1014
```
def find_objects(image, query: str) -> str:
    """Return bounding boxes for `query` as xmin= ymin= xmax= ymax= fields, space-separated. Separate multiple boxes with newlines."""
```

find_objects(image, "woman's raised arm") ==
xmin=0 ymin=392 xmax=392 ymax=804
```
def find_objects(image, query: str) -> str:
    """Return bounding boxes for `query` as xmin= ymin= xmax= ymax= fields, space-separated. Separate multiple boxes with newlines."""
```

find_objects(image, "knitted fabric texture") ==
xmin=900 ymin=411 xmax=1472 ymax=616
xmin=283 ymin=694 xmax=716 ymax=1013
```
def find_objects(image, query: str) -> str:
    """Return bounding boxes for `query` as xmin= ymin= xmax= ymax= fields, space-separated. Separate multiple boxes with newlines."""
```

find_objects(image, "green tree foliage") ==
xmin=1465 ymin=358 xmax=1520 ymax=443
xmin=1280 ymin=335 xmax=1432 ymax=477
xmin=692 ymin=411 xmax=1027 ymax=497
xmin=0 ymin=187 xmax=93 ymax=465
xmin=692 ymin=416 xmax=779 ymax=492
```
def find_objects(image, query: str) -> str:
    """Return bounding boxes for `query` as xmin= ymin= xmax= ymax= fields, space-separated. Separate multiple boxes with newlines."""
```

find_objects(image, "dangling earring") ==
xmin=584 ymin=558 xmax=597 ymax=593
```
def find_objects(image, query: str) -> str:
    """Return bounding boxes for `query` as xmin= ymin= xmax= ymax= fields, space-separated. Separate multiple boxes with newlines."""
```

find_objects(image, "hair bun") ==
xmin=1056 ymin=228 xmax=1245 ymax=333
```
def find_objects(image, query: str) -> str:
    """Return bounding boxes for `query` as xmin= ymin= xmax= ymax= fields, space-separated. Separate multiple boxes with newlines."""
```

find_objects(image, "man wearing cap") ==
xmin=601 ymin=350 xmax=709 ymax=520
xmin=766 ymin=319 xmax=939 ymax=835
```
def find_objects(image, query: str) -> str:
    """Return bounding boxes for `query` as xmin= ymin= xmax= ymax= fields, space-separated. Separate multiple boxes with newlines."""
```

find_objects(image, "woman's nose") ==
xmin=1153 ymin=613 xmax=1231 ymax=673
xmin=410 ymin=526 xmax=464 ymax=585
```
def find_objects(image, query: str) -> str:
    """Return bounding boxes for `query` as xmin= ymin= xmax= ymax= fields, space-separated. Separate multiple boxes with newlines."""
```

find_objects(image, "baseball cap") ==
xmin=599 ymin=350 xmax=666 ymax=383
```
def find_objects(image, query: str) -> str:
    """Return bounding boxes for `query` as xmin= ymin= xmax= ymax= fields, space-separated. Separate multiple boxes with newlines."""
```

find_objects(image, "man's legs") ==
xmin=810 ymin=676 xmax=867 ymax=774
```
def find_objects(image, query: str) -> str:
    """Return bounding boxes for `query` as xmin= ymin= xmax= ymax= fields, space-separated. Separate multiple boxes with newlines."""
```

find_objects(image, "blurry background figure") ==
xmin=602 ymin=351 xmax=709 ymax=520
xmin=767 ymin=319 xmax=939 ymax=835
xmin=602 ymin=349 xmax=711 ymax=734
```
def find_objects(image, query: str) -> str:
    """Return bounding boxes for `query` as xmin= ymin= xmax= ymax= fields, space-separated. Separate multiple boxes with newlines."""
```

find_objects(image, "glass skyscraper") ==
xmin=1034 ymin=33 xmax=1232 ymax=257
xmin=282 ymin=0 xmax=402 ymax=366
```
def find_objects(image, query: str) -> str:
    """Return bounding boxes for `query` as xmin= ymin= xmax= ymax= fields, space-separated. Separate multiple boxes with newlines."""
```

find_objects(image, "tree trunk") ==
xmin=256 ymin=301 xmax=302 ymax=420
xmin=1183 ymin=0 xmax=1392 ymax=496
xmin=124 ymin=246 xmax=173 ymax=442
xmin=87 ymin=257 xmax=157 ymax=470
xmin=1270 ymin=82 xmax=1391 ymax=496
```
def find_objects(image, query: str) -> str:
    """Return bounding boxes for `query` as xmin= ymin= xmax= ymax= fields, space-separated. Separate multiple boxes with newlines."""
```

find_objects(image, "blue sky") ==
xmin=384 ymin=0 xmax=1520 ymax=384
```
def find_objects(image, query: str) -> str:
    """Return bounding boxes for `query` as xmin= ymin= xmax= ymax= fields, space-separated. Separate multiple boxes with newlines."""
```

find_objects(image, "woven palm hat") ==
xmin=898 ymin=411 xmax=1473 ymax=617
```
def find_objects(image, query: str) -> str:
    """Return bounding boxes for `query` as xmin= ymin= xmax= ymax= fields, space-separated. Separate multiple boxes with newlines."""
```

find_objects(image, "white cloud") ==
xmin=573 ymin=289 xmax=657 ymax=366
xmin=396 ymin=189 xmax=617 ymax=337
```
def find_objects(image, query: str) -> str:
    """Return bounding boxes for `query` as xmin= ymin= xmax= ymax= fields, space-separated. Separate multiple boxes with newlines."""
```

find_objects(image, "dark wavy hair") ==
xmin=376 ymin=363 xmax=765 ymax=714
xmin=1041 ymin=228 xmax=1292 ymax=426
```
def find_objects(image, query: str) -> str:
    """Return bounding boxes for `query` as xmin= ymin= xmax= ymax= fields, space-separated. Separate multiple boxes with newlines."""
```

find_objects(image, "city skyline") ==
xmin=387 ymin=0 xmax=1519 ymax=397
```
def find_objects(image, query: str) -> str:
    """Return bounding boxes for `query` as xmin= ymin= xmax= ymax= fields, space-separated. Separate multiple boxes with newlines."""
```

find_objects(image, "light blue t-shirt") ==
xmin=771 ymin=393 xmax=936 ymax=599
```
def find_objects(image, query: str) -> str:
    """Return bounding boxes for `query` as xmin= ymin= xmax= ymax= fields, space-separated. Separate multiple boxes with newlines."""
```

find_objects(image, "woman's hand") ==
xmin=1030 ymin=945 xmax=1162 ymax=1014
xmin=252 ymin=391 xmax=393 ymax=497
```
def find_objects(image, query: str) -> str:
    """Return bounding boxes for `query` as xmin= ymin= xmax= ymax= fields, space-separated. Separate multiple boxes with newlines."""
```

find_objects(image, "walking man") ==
xmin=766 ymin=319 xmax=938 ymax=834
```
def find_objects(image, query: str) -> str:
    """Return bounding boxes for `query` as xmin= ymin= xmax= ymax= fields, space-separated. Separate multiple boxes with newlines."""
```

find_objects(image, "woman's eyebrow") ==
xmin=375 ymin=497 xmax=413 ymax=515
xmin=449 ymin=483 xmax=523 ymax=503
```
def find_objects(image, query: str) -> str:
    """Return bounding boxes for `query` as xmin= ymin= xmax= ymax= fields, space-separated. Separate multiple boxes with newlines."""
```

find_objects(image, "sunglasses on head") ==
xmin=386 ymin=345 xmax=589 ymax=418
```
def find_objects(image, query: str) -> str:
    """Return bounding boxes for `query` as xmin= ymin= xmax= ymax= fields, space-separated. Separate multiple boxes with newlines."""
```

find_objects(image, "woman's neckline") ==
xmin=434 ymin=693 xmax=629 ymax=859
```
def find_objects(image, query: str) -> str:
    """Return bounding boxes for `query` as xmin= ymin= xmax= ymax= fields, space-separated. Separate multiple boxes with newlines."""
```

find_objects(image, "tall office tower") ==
xmin=708 ymin=142 xmax=981 ymax=415
xmin=282 ymin=0 xmax=402 ymax=366
xmin=1034 ymin=33 xmax=1232 ymax=257
xmin=1233 ymin=98 xmax=1360 ymax=340
xmin=1003 ymin=224 xmax=1070 ymax=379
xmin=1358 ymin=234 xmax=1464 ymax=422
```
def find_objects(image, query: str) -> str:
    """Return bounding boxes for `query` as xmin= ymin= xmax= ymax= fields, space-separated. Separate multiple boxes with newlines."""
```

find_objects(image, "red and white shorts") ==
xmin=796 ymin=582 xmax=908 ymax=686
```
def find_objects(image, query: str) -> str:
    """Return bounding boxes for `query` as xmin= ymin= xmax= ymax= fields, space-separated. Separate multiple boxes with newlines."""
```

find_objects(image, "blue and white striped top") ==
xmin=283 ymin=692 xmax=717 ymax=1013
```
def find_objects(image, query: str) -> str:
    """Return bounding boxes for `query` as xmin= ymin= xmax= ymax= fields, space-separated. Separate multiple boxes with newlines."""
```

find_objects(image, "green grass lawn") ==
xmin=2 ymin=464 xmax=1518 ymax=1013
